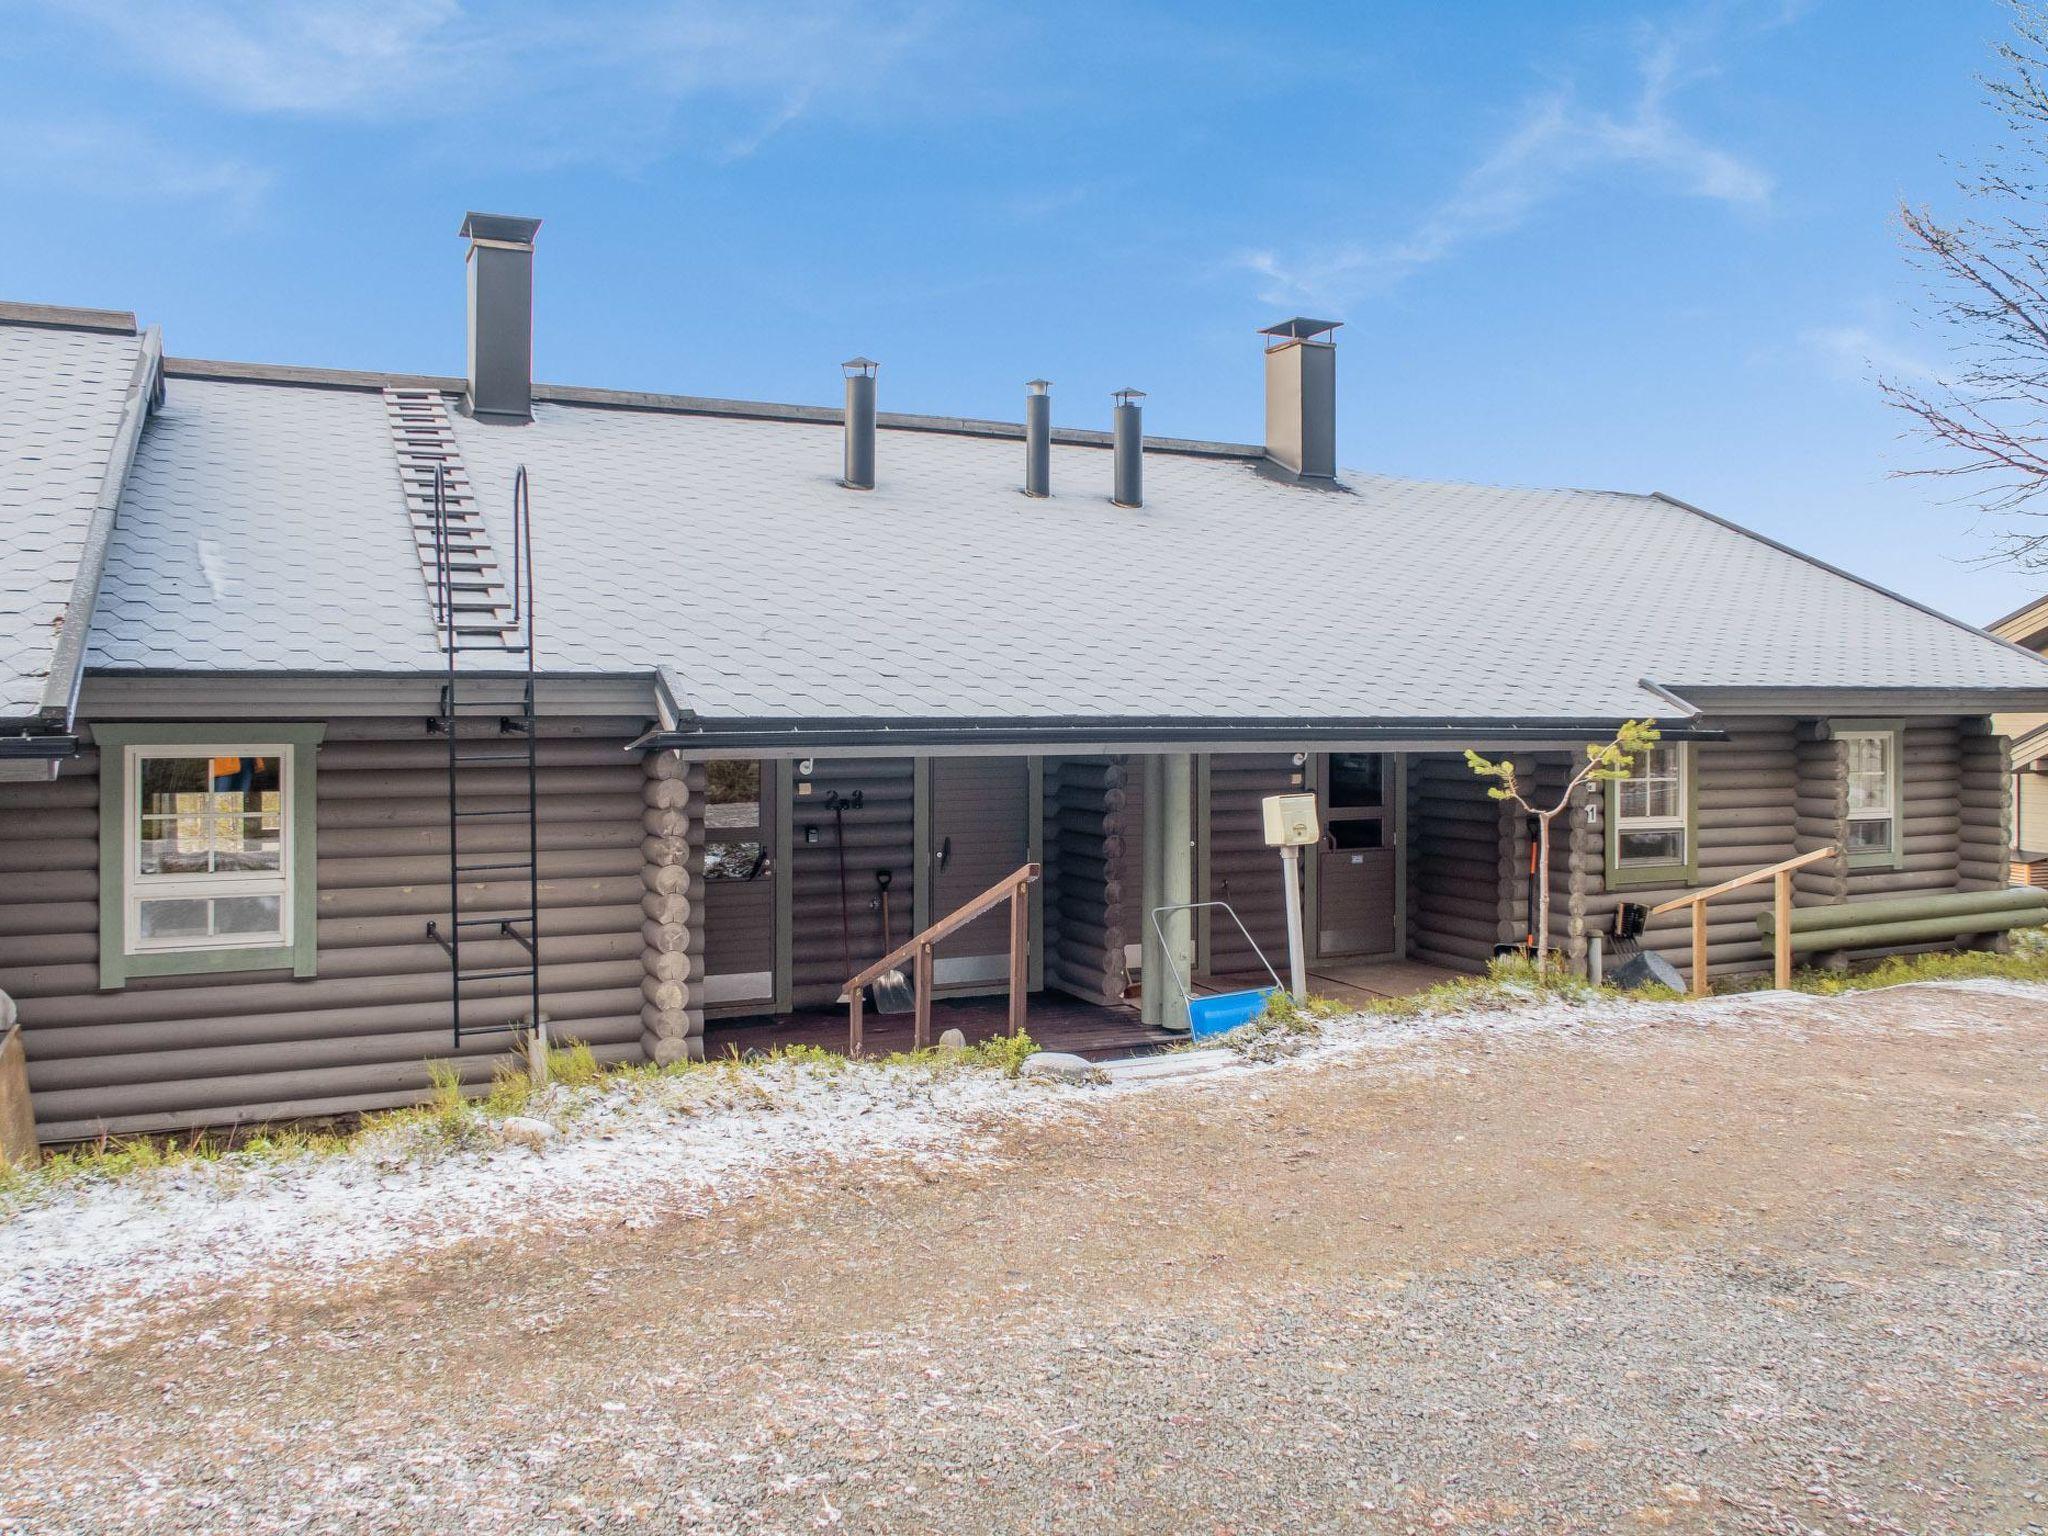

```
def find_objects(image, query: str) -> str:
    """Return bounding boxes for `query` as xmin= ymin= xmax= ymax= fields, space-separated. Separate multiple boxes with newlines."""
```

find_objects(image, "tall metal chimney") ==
xmin=1111 ymin=388 xmax=1145 ymax=508
xmin=842 ymin=357 xmax=878 ymax=490
xmin=1259 ymin=317 xmax=1341 ymax=480
xmin=460 ymin=212 xmax=542 ymax=425
xmin=1024 ymin=379 xmax=1051 ymax=497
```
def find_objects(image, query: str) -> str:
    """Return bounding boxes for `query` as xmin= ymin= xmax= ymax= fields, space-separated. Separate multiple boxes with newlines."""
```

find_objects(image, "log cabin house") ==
xmin=5 ymin=211 xmax=2048 ymax=1144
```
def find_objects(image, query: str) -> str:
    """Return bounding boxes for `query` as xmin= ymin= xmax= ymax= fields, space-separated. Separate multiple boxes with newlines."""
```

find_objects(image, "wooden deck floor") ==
xmin=704 ymin=992 xmax=1178 ymax=1061
xmin=704 ymin=958 xmax=1463 ymax=1062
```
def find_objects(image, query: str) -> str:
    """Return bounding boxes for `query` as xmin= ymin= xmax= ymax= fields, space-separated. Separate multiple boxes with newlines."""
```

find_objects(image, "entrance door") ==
xmin=929 ymin=756 xmax=1030 ymax=987
xmin=1316 ymin=752 xmax=1397 ymax=958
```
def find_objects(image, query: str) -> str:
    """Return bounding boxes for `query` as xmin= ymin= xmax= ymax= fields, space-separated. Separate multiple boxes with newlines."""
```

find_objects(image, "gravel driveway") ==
xmin=3 ymin=982 xmax=2045 ymax=1533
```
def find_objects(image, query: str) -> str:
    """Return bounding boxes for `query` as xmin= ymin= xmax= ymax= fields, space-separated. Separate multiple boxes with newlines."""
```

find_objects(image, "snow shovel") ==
xmin=867 ymin=868 xmax=916 ymax=1014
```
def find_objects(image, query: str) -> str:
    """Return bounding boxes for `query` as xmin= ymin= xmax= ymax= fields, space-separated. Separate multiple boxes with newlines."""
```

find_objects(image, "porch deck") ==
xmin=705 ymin=992 xmax=1174 ymax=1061
xmin=701 ymin=958 xmax=1464 ymax=1062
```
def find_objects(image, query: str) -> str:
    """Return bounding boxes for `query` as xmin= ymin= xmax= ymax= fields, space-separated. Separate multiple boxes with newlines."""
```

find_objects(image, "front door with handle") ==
xmin=1315 ymin=752 xmax=1398 ymax=958
xmin=928 ymin=756 xmax=1030 ymax=988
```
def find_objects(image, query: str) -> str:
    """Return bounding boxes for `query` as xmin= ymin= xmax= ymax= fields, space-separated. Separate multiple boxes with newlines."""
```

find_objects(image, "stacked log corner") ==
xmin=1041 ymin=756 xmax=1130 ymax=1007
xmin=640 ymin=752 xmax=705 ymax=1065
xmin=1793 ymin=724 xmax=1848 ymax=906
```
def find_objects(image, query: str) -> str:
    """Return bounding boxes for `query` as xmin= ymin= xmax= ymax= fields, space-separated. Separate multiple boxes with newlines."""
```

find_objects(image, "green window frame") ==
xmin=1831 ymin=718 xmax=1906 ymax=872
xmin=95 ymin=723 xmax=323 ymax=990
xmin=1604 ymin=740 xmax=1699 ymax=891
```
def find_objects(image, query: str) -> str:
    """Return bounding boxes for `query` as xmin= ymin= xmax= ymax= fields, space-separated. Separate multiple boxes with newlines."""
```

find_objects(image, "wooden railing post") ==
xmin=849 ymin=984 xmax=864 ymax=1058
xmin=1007 ymin=874 xmax=1029 ymax=1038
xmin=1773 ymin=869 xmax=1793 ymax=990
xmin=1690 ymin=901 xmax=1708 ymax=998
xmin=914 ymin=942 xmax=935 ymax=1051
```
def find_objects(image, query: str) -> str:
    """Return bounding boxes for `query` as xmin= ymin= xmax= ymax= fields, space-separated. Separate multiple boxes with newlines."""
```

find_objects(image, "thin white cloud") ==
xmin=1241 ymin=16 xmax=1774 ymax=309
xmin=0 ymin=116 xmax=270 ymax=211
xmin=33 ymin=0 xmax=953 ymax=166
xmin=1801 ymin=324 xmax=1948 ymax=388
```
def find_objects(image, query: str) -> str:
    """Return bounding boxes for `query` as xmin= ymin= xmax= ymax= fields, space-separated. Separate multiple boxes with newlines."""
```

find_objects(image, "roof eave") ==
xmin=638 ymin=714 xmax=1732 ymax=756
xmin=1669 ymin=684 xmax=2048 ymax=714
xmin=34 ymin=326 xmax=164 ymax=732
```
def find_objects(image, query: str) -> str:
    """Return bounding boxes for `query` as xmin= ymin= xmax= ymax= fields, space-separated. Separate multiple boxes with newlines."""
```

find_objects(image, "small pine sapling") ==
xmin=1464 ymin=720 xmax=1661 ymax=974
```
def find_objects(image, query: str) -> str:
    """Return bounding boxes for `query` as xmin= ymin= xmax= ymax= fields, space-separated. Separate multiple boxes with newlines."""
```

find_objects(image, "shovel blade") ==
xmin=868 ymin=968 xmax=916 ymax=1015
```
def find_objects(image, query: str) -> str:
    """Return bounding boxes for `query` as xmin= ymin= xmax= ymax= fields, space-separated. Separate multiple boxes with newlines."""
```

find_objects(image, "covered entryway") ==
xmin=926 ymin=756 xmax=1033 ymax=989
xmin=1198 ymin=751 xmax=1404 ymax=985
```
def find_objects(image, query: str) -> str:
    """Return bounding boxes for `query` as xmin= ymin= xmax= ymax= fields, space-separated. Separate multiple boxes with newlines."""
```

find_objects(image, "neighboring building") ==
xmin=5 ymin=214 xmax=2048 ymax=1143
xmin=1986 ymin=595 xmax=2048 ymax=880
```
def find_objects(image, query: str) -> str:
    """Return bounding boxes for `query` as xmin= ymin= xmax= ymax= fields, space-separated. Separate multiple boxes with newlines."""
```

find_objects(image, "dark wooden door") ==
xmin=930 ymin=756 xmax=1030 ymax=984
xmin=1316 ymin=752 xmax=1397 ymax=958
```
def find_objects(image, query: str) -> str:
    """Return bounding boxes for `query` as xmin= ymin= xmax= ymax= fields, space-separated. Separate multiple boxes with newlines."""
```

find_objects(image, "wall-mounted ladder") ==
xmin=423 ymin=463 xmax=541 ymax=1050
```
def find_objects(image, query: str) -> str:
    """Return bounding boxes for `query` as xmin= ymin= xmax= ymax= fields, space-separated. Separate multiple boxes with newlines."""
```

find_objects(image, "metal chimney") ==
xmin=842 ymin=357 xmax=878 ymax=490
xmin=1024 ymin=379 xmax=1051 ymax=497
xmin=1259 ymin=317 xmax=1341 ymax=480
xmin=1111 ymin=388 xmax=1145 ymax=508
xmin=460 ymin=212 xmax=542 ymax=425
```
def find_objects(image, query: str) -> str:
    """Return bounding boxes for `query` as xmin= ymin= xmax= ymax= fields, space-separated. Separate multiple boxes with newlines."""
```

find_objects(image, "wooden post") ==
xmin=847 ymin=984 xmax=864 ymax=1059
xmin=1773 ymin=869 xmax=1793 ymax=990
xmin=1007 ymin=877 xmax=1029 ymax=1037
xmin=1691 ymin=900 xmax=1709 ymax=998
xmin=914 ymin=942 xmax=934 ymax=1051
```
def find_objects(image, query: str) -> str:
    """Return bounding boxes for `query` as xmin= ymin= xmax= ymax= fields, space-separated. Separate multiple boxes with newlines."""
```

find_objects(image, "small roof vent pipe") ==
xmin=460 ymin=212 xmax=542 ymax=425
xmin=842 ymin=356 xmax=877 ymax=490
xmin=1260 ymin=316 xmax=1341 ymax=480
xmin=1111 ymin=388 xmax=1145 ymax=508
xmin=1024 ymin=379 xmax=1051 ymax=497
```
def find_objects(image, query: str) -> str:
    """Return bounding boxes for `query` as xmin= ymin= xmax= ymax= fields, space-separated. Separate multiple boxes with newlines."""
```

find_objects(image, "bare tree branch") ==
xmin=1885 ymin=2 xmax=2048 ymax=562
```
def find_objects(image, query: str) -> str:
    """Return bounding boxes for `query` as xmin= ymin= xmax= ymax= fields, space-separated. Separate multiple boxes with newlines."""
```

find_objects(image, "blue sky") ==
xmin=3 ymin=0 xmax=2037 ymax=624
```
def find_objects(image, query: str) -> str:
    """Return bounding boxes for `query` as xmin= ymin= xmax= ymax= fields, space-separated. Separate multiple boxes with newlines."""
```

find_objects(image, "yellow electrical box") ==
xmin=1260 ymin=792 xmax=1320 ymax=847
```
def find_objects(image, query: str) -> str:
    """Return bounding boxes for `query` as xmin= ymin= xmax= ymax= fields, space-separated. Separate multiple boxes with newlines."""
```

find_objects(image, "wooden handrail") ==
xmin=1644 ymin=846 xmax=1838 ymax=915
xmin=1643 ymin=846 xmax=1837 ymax=996
xmin=845 ymin=862 xmax=1041 ymax=990
xmin=843 ymin=862 xmax=1040 ymax=1056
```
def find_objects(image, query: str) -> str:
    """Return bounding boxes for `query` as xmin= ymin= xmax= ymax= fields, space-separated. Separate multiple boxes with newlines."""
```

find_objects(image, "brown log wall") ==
xmin=0 ymin=719 xmax=649 ymax=1142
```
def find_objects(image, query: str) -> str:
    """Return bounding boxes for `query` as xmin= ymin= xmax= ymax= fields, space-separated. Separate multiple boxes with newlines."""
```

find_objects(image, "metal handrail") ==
xmin=842 ymin=862 xmax=1040 ymax=1055
xmin=1647 ymin=845 xmax=1838 ymax=995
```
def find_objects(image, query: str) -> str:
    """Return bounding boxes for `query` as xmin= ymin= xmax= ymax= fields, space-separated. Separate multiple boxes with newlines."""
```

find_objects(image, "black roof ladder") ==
xmin=423 ymin=462 xmax=543 ymax=1055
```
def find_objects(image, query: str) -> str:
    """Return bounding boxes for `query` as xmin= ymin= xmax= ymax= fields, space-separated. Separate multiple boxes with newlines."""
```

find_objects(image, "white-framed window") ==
xmin=1613 ymin=742 xmax=1689 ymax=867
xmin=124 ymin=744 xmax=294 ymax=955
xmin=1838 ymin=728 xmax=1896 ymax=857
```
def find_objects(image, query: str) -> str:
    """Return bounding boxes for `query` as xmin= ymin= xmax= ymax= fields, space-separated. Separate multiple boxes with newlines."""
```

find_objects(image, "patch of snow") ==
xmin=5 ymin=977 xmax=2045 ymax=1374
xmin=0 ymin=1059 xmax=1072 ymax=1372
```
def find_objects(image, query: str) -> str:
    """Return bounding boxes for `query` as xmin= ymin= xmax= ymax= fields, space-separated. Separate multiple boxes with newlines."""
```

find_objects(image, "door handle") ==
xmin=935 ymin=835 xmax=952 ymax=872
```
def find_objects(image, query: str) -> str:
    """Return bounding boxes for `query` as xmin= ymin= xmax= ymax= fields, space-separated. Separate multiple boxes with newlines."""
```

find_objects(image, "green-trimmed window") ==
xmin=96 ymin=724 xmax=322 ymax=989
xmin=1834 ymin=721 xmax=1905 ymax=870
xmin=1605 ymin=742 xmax=1698 ymax=889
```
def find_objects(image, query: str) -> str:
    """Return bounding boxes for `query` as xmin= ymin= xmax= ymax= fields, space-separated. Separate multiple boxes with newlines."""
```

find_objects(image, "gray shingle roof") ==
xmin=0 ymin=317 xmax=153 ymax=725
xmin=77 ymin=369 xmax=2048 ymax=723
